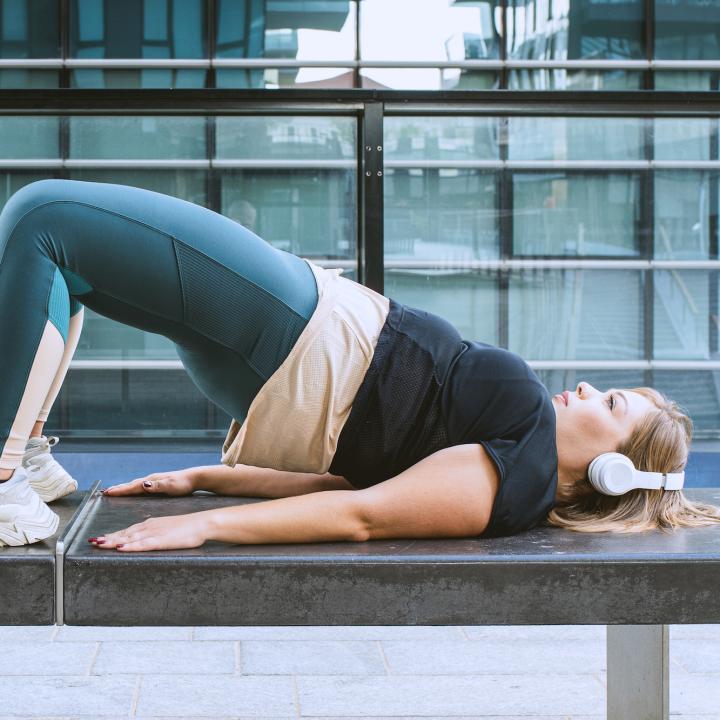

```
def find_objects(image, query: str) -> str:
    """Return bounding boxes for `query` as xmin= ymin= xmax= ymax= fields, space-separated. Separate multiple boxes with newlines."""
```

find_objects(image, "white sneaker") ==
xmin=22 ymin=435 xmax=78 ymax=503
xmin=0 ymin=465 xmax=60 ymax=547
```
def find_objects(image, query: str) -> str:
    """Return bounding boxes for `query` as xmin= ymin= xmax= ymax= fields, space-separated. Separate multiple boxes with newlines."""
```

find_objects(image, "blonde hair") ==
xmin=545 ymin=386 xmax=720 ymax=534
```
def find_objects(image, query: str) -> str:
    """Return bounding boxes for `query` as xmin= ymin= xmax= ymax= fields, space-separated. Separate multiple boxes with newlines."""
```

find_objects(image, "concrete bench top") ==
xmin=2 ymin=488 xmax=720 ymax=626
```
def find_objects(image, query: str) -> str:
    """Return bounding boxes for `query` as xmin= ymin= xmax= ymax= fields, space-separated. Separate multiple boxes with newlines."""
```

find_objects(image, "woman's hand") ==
xmin=102 ymin=468 xmax=199 ymax=497
xmin=87 ymin=511 xmax=213 ymax=552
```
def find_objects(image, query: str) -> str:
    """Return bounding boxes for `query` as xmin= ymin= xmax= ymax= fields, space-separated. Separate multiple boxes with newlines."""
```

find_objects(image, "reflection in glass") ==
xmin=360 ymin=0 xmax=500 ymax=90
xmin=385 ymin=169 xmax=498 ymax=260
xmin=71 ymin=68 xmax=207 ymax=88
xmin=384 ymin=269 xmax=498 ymax=345
xmin=509 ymin=69 xmax=643 ymax=91
xmin=0 ymin=116 xmax=59 ymax=158
xmin=654 ymin=371 xmax=720 ymax=437
xmin=385 ymin=117 xmax=498 ymax=161
xmin=69 ymin=116 xmax=207 ymax=159
xmin=513 ymin=173 xmax=640 ymax=256
xmin=507 ymin=0 xmax=644 ymax=90
xmin=507 ymin=0 xmax=644 ymax=60
xmin=655 ymin=0 xmax=720 ymax=60
xmin=654 ymin=171 xmax=711 ymax=261
xmin=653 ymin=118 xmax=712 ymax=161
xmin=216 ymin=116 xmax=355 ymax=159
xmin=220 ymin=170 xmax=356 ymax=258
xmin=57 ymin=368 xmax=216 ymax=431
xmin=70 ymin=0 xmax=206 ymax=58
xmin=0 ymin=70 xmax=58 ymax=87
xmin=654 ymin=270 xmax=709 ymax=360
xmin=216 ymin=0 xmax=355 ymax=88
xmin=0 ymin=0 xmax=59 ymax=57
xmin=655 ymin=71 xmax=719 ymax=92
xmin=509 ymin=117 xmax=643 ymax=161
xmin=68 ymin=169 xmax=207 ymax=207
xmin=509 ymin=269 xmax=643 ymax=360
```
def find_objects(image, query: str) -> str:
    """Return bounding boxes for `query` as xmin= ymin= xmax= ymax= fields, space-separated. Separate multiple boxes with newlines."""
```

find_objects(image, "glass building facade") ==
xmin=0 ymin=0 xmax=719 ymax=446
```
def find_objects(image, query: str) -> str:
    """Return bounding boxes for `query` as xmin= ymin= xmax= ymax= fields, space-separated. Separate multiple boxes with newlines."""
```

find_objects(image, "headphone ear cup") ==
xmin=589 ymin=452 xmax=636 ymax=496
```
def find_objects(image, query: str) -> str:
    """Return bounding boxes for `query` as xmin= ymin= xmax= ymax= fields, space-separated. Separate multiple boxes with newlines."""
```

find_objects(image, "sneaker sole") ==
xmin=0 ymin=503 xmax=60 ymax=547
xmin=28 ymin=474 xmax=78 ymax=503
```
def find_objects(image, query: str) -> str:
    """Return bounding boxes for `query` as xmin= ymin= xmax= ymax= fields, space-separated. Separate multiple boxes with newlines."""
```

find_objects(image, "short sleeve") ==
xmin=478 ymin=432 xmax=558 ymax=538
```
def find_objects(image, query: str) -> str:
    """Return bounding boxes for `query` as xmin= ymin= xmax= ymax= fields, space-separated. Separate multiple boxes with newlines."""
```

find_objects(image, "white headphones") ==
xmin=587 ymin=452 xmax=685 ymax=496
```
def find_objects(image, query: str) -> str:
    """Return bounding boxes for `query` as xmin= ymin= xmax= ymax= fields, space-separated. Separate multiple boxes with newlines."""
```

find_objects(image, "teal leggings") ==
xmin=0 ymin=179 xmax=319 ymax=453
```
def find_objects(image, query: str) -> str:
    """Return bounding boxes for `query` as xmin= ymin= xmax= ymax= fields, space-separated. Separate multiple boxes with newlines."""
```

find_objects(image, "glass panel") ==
xmin=654 ymin=270 xmax=710 ymax=360
xmin=216 ymin=116 xmax=355 ymax=160
xmin=655 ymin=0 xmax=720 ymax=60
xmin=71 ymin=68 xmax=207 ymax=88
xmin=385 ymin=117 xmax=498 ymax=161
xmin=653 ymin=118 xmax=712 ymax=161
xmin=509 ymin=269 xmax=644 ymax=360
xmin=67 ymin=168 xmax=207 ymax=206
xmin=654 ymin=371 xmax=720 ymax=438
xmin=385 ymin=168 xmax=498 ymax=259
xmin=0 ymin=0 xmax=59 ymax=57
xmin=513 ymin=173 xmax=641 ymax=256
xmin=384 ymin=268 xmax=499 ymax=345
xmin=56 ymin=369 xmax=215 ymax=432
xmin=0 ymin=69 xmax=58 ymax=87
xmin=69 ymin=116 xmax=207 ymax=159
xmin=654 ymin=171 xmax=712 ymax=260
xmin=216 ymin=0 xmax=355 ymax=73
xmin=508 ymin=69 xmax=643 ymax=90
xmin=509 ymin=117 xmax=643 ymax=161
xmin=655 ymin=71 xmax=719 ymax=91
xmin=507 ymin=0 xmax=645 ymax=60
xmin=220 ymin=170 xmax=356 ymax=258
xmin=69 ymin=0 xmax=206 ymax=58
xmin=217 ymin=66 xmax=358 ymax=89
xmin=0 ymin=116 xmax=59 ymax=158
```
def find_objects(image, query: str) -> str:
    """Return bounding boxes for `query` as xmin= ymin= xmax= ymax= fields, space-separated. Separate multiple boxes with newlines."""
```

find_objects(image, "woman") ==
xmin=1 ymin=179 xmax=718 ymax=551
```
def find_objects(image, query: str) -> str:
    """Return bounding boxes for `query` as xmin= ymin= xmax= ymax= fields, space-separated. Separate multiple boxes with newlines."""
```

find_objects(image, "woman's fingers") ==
xmin=102 ymin=477 xmax=155 ymax=495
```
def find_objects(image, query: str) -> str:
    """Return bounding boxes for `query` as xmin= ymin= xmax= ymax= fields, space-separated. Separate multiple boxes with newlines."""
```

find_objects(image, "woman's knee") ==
xmin=1 ymin=179 xmax=69 ymax=230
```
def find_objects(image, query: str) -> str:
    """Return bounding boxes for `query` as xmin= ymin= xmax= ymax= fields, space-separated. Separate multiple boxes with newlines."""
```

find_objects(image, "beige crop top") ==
xmin=220 ymin=258 xmax=390 ymax=474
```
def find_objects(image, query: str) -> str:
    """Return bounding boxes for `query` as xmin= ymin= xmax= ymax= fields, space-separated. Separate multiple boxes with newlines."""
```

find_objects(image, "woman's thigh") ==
xmin=0 ymin=179 xmax=319 ymax=421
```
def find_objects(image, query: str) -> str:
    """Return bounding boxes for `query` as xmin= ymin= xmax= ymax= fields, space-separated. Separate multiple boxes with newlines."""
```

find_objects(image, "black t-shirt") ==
xmin=328 ymin=297 xmax=559 ymax=538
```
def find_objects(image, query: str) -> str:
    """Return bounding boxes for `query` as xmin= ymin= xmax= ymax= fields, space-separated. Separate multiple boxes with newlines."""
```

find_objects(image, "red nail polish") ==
xmin=88 ymin=537 xmax=97 ymax=542
xmin=96 ymin=539 xmax=106 ymax=544
xmin=116 ymin=544 xmax=124 ymax=549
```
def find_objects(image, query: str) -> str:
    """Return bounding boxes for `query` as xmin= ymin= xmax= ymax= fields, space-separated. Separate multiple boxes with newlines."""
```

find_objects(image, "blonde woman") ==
xmin=1 ymin=180 xmax=718 ymax=551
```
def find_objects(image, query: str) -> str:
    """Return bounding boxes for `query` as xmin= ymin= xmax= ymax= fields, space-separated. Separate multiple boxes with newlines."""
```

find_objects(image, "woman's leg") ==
xmin=0 ymin=179 xmax=318 ymax=474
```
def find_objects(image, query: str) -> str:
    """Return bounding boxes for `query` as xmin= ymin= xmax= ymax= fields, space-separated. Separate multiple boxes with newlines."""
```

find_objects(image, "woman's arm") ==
xmin=90 ymin=443 xmax=500 ymax=551
xmin=193 ymin=463 xmax=356 ymax=497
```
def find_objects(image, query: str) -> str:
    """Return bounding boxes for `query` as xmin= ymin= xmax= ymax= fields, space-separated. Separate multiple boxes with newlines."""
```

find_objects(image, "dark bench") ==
xmin=3 ymin=484 xmax=720 ymax=720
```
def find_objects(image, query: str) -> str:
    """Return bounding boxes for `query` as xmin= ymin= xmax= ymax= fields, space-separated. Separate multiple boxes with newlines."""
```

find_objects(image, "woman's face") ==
xmin=552 ymin=381 xmax=655 ymax=479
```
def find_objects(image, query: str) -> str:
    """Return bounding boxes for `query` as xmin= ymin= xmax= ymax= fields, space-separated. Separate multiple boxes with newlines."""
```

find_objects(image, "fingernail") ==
xmin=101 ymin=489 xmax=108 ymax=494
xmin=116 ymin=544 xmax=124 ymax=549
xmin=96 ymin=539 xmax=106 ymax=545
xmin=143 ymin=481 xmax=152 ymax=488
xmin=87 ymin=537 xmax=97 ymax=543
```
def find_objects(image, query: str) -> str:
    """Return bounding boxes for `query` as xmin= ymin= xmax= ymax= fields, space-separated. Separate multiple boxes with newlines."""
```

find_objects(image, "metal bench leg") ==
xmin=607 ymin=624 xmax=669 ymax=720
